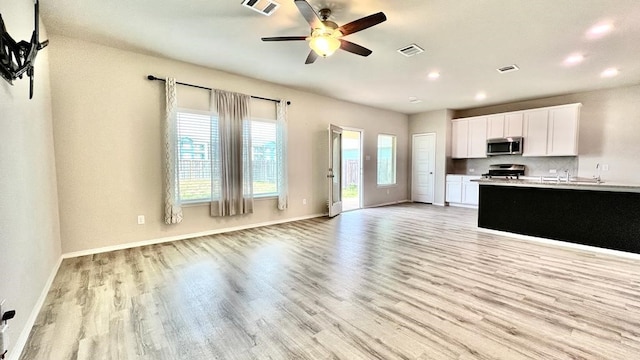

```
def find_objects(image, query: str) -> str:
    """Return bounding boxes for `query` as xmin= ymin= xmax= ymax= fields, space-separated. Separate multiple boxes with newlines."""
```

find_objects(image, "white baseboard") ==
xmin=448 ymin=202 xmax=478 ymax=209
xmin=364 ymin=199 xmax=410 ymax=208
xmin=63 ymin=213 xmax=326 ymax=259
xmin=9 ymin=256 xmax=63 ymax=360
xmin=477 ymin=227 xmax=640 ymax=260
xmin=411 ymin=201 xmax=446 ymax=207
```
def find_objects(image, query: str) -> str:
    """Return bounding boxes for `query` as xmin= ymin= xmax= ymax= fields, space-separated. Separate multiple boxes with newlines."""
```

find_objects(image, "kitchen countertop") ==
xmin=474 ymin=176 xmax=640 ymax=193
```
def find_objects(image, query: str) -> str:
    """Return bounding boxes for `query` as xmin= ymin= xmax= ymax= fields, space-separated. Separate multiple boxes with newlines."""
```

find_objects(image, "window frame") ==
xmin=175 ymin=108 xmax=280 ymax=205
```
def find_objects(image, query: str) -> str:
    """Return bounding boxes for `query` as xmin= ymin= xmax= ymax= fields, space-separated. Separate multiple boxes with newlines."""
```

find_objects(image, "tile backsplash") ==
xmin=451 ymin=155 xmax=578 ymax=176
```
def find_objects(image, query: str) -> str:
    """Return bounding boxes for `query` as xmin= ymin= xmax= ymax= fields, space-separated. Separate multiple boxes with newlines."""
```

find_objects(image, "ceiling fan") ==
xmin=261 ymin=0 xmax=387 ymax=64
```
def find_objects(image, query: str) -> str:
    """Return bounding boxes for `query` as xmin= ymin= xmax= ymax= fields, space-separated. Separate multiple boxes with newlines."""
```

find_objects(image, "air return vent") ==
xmin=241 ymin=0 xmax=280 ymax=16
xmin=397 ymin=44 xmax=424 ymax=57
xmin=497 ymin=64 xmax=519 ymax=73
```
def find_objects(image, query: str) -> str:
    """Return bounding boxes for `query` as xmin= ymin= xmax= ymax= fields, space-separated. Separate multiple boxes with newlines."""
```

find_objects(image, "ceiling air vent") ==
xmin=497 ymin=64 xmax=520 ymax=73
xmin=397 ymin=44 xmax=424 ymax=57
xmin=241 ymin=0 xmax=280 ymax=16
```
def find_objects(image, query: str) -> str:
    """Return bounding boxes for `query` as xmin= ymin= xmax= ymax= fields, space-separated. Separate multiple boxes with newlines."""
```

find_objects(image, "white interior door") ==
xmin=412 ymin=133 xmax=436 ymax=203
xmin=328 ymin=124 xmax=343 ymax=217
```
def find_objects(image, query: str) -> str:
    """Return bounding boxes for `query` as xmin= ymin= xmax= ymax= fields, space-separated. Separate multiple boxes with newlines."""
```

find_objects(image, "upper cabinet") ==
xmin=523 ymin=110 xmax=549 ymax=156
xmin=505 ymin=113 xmax=524 ymax=137
xmin=452 ymin=103 xmax=580 ymax=159
xmin=547 ymin=105 xmax=580 ymax=156
xmin=523 ymin=103 xmax=580 ymax=157
xmin=452 ymin=117 xmax=487 ymax=159
xmin=487 ymin=113 xmax=523 ymax=139
xmin=452 ymin=120 xmax=469 ymax=158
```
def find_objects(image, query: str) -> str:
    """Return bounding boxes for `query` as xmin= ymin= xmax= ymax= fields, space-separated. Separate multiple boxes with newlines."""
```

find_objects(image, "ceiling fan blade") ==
xmin=295 ymin=0 xmax=323 ymax=29
xmin=305 ymin=50 xmax=318 ymax=64
xmin=338 ymin=12 xmax=387 ymax=36
xmin=339 ymin=40 xmax=372 ymax=57
xmin=262 ymin=36 xmax=308 ymax=41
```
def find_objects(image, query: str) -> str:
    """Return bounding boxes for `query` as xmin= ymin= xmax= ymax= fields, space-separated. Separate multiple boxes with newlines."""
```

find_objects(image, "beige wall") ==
xmin=408 ymin=109 xmax=453 ymax=205
xmin=454 ymin=84 xmax=640 ymax=184
xmin=48 ymin=36 xmax=409 ymax=253
xmin=0 ymin=1 xmax=61 ymax=357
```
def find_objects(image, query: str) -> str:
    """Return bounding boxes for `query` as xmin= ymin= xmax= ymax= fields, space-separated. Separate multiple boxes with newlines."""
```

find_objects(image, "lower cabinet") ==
xmin=446 ymin=175 xmax=480 ymax=207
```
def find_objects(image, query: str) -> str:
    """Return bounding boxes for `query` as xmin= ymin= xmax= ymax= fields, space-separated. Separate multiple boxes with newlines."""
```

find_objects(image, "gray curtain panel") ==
xmin=210 ymin=89 xmax=254 ymax=217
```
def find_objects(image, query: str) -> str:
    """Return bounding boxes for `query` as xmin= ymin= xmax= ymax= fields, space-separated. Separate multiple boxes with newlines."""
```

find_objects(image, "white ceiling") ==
xmin=40 ymin=0 xmax=640 ymax=114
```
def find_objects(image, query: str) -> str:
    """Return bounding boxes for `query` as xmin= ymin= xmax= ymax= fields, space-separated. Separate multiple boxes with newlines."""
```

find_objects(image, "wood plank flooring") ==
xmin=19 ymin=204 xmax=640 ymax=359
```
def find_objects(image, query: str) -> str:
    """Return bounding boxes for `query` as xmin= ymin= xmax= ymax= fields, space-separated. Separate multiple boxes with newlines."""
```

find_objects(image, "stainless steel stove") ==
xmin=482 ymin=164 xmax=526 ymax=179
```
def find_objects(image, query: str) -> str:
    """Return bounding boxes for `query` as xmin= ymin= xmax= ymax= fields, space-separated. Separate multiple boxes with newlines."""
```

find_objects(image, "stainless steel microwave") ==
xmin=487 ymin=137 xmax=523 ymax=155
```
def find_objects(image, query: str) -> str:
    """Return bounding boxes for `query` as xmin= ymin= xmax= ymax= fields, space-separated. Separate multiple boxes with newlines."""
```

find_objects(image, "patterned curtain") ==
xmin=210 ymin=90 xmax=254 ymax=217
xmin=276 ymin=100 xmax=289 ymax=210
xmin=163 ymin=77 xmax=183 ymax=224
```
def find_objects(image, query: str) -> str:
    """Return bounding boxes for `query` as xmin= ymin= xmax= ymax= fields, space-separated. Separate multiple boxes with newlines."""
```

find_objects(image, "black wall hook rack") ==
xmin=0 ymin=0 xmax=49 ymax=99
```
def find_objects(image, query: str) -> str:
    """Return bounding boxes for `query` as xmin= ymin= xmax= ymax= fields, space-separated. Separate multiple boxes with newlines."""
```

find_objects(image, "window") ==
xmin=177 ymin=109 xmax=279 ymax=203
xmin=377 ymin=134 xmax=396 ymax=185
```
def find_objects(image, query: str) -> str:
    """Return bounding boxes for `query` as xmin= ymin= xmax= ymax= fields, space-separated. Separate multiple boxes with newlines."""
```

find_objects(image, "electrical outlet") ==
xmin=386 ymin=189 xmax=390 ymax=194
xmin=603 ymin=164 xmax=609 ymax=171
xmin=302 ymin=198 xmax=307 ymax=205
xmin=469 ymin=168 xmax=475 ymax=173
xmin=137 ymin=215 xmax=145 ymax=225
xmin=549 ymin=169 xmax=557 ymax=174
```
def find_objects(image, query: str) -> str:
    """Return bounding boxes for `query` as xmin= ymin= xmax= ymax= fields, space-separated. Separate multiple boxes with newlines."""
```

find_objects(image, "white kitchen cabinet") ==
xmin=445 ymin=175 xmax=463 ymax=203
xmin=487 ymin=113 xmax=523 ymax=139
xmin=451 ymin=117 xmax=487 ymax=159
xmin=462 ymin=177 xmax=480 ymax=205
xmin=446 ymin=174 xmax=480 ymax=207
xmin=547 ymin=105 xmax=580 ymax=156
xmin=523 ymin=109 xmax=549 ymax=156
xmin=454 ymin=103 xmax=579 ymax=158
xmin=487 ymin=115 xmax=505 ymax=139
xmin=504 ymin=113 xmax=524 ymax=137
xmin=523 ymin=104 xmax=580 ymax=157
xmin=451 ymin=120 xmax=469 ymax=159
xmin=468 ymin=117 xmax=488 ymax=158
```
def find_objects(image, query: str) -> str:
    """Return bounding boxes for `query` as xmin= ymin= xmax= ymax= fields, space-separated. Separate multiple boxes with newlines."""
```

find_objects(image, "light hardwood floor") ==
xmin=19 ymin=204 xmax=640 ymax=359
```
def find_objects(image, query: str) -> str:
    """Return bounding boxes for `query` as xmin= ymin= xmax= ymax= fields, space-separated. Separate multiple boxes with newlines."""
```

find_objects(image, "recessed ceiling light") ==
xmin=475 ymin=92 xmax=486 ymax=101
xmin=587 ymin=23 xmax=613 ymax=38
xmin=428 ymin=71 xmax=440 ymax=79
xmin=564 ymin=54 xmax=584 ymax=65
xmin=601 ymin=68 xmax=619 ymax=78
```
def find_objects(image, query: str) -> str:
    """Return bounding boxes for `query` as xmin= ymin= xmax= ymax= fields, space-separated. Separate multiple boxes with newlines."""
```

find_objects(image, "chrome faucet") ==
xmin=564 ymin=169 xmax=571 ymax=182
xmin=594 ymin=163 xmax=602 ymax=184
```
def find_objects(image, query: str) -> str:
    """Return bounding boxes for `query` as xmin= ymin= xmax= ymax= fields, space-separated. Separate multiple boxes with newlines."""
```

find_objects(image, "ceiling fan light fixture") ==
xmin=309 ymin=29 xmax=341 ymax=57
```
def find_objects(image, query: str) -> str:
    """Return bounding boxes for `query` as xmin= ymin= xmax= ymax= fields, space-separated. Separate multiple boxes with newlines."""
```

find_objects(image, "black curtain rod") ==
xmin=147 ymin=75 xmax=291 ymax=105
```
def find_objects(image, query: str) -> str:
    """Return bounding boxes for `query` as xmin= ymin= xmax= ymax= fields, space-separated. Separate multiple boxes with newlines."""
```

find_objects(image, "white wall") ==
xmin=454 ymin=84 xmax=640 ymax=184
xmin=0 ymin=1 xmax=61 ymax=359
xmin=408 ymin=109 xmax=453 ymax=205
xmin=48 ymin=35 xmax=409 ymax=254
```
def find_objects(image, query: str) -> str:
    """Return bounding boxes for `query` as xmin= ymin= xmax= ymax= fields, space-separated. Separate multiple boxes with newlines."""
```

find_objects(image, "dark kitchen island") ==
xmin=477 ymin=179 xmax=640 ymax=254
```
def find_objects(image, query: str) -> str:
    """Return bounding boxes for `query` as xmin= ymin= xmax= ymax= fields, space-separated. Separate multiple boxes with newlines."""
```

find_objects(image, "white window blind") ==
xmin=251 ymin=120 xmax=278 ymax=196
xmin=377 ymin=134 xmax=397 ymax=185
xmin=176 ymin=110 xmax=278 ymax=203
